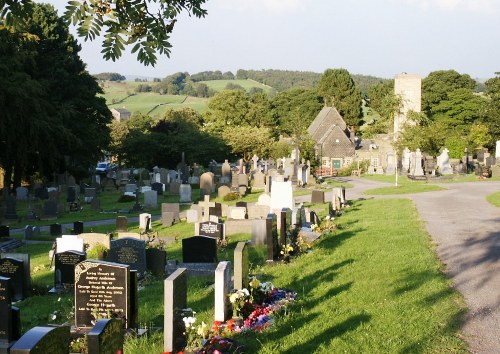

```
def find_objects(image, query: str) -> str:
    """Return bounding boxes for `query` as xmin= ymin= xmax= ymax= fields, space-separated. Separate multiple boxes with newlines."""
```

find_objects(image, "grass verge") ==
xmin=16 ymin=198 xmax=467 ymax=353
xmin=486 ymin=191 xmax=500 ymax=207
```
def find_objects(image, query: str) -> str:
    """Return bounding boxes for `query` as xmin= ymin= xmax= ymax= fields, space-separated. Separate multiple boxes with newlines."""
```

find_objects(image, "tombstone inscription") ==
xmin=74 ymin=260 xmax=132 ymax=328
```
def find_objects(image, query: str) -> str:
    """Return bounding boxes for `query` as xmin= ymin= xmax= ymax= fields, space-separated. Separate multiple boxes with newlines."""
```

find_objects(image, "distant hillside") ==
xmin=236 ymin=69 xmax=389 ymax=95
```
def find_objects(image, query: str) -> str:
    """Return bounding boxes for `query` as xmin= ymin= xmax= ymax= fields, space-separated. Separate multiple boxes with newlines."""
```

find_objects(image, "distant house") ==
xmin=308 ymin=106 xmax=356 ymax=171
xmin=111 ymin=108 xmax=131 ymax=122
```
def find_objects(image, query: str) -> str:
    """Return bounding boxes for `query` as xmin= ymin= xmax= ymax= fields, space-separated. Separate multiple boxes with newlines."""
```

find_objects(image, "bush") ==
xmin=223 ymin=192 xmax=240 ymax=201
xmin=87 ymin=242 xmax=108 ymax=260
xmin=337 ymin=160 xmax=369 ymax=176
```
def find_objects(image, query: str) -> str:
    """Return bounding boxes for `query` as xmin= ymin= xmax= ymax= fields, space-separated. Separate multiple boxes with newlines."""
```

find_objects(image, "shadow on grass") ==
xmin=280 ymin=313 xmax=371 ymax=354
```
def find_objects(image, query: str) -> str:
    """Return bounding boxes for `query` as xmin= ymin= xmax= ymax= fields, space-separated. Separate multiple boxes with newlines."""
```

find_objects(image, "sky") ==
xmin=45 ymin=0 xmax=500 ymax=80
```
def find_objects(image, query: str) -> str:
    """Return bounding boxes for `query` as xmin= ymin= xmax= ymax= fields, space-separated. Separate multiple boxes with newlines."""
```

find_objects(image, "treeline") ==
xmin=94 ymin=72 xmax=126 ymax=81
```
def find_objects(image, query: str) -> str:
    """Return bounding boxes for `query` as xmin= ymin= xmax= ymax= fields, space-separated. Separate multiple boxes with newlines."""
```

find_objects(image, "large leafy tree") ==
xmin=481 ymin=73 xmax=500 ymax=150
xmin=0 ymin=0 xmax=207 ymax=66
xmin=316 ymin=68 xmax=363 ymax=128
xmin=204 ymin=90 xmax=252 ymax=134
xmin=422 ymin=70 xmax=477 ymax=116
xmin=0 ymin=3 xmax=111 ymax=190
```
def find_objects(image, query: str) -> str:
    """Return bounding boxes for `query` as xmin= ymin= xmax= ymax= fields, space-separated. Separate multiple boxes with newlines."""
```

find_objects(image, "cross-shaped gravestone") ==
xmin=198 ymin=195 xmax=215 ymax=221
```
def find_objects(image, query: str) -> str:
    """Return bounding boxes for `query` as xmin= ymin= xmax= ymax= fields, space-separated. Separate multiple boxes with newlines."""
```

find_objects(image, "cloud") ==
xmin=402 ymin=0 xmax=499 ymax=15
xmin=215 ymin=0 xmax=308 ymax=14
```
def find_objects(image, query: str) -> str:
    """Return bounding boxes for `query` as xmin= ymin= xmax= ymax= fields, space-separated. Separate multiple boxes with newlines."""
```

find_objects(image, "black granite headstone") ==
xmin=73 ymin=221 xmax=84 ymax=235
xmin=198 ymin=221 xmax=223 ymax=239
xmin=10 ymin=325 xmax=70 ymax=354
xmin=0 ymin=276 xmax=21 ymax=344
xmin=74 ymin=260 xmax=131 ymax=328
xmin=0 ymin=226 xmax=9 ymax=238
xmin=5 ymin=197 xmax=18 ymax=220
xmin=310 ymin=211 xmax=321 ymax=226
xmin=1 ymin=253 xmax=31 ymax=299
xmin=235 ymin=201 xmax=247 ymax=208
xmin=280 ymin=210 xmax=287 ymax=245
xmin=0 ymin=258 xmax=25 ymax=301
xmin=43 ymin=201 xmax=58 ymax=219
xmin=66 ymin=187 xmax=76 ymax=203
xmin=151 ymin=182 xmax=164 ymax=196
xmin=55 ymin=251 xmax=86 ymax=288
xmin=107 ymin=238 xmax=146 ymax=276
xmin=209 ymin=203 xmax=222 ymax=218
xmin=50 ymin=223 xmax=62 ymax=237
xmin=267 ymin=213 xmax=280 ymax=261
xmin=87 ymin=318 xmax=124 ymax=354
xmin=182 ymin=236 xmax=217 ymax=263
xmin=146 ymin=248 xmax=166 ymax=276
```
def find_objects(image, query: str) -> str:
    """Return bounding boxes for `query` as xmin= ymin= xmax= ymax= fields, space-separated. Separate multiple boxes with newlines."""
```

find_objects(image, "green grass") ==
xmin=200 ymin=79 xmax=273 ymax=94
xmin=16 ymin=198 xmax=467 ymax=353
xmin=487 ymin=191 xmax=500 ymax=207
xmin=362 ymin=175 xmax=447 ymax=195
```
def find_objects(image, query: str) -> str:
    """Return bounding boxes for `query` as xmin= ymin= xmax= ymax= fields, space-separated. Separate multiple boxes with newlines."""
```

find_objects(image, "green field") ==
xmin=200 ymin=79 xmax=274 ymax=94
xmin=100 ymin=79 xmax=275 ymax=116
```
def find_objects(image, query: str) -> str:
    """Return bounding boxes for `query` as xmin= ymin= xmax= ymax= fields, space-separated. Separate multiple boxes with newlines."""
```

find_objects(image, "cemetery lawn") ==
xmin=486 ymin=191 xmax=500 ymax=207
xmin=17 ymin=198 xmax=468 ymax=353
xmin=363 ymin=175 xmax=446 ymax=195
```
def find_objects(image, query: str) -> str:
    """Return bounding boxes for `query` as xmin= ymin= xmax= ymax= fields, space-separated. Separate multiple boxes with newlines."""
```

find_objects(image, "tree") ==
xmin=367 ymin=80 xmax=394 ymax=115
xmin=93 ymin=72 xmax=126 ymax=81
xmin=269 ymin=88 xmax=323 ymax=138
xmin=0 ymin=3 xmax=111 ymax=189
xmin=316 ymin=68 xmax=363 ymax=128
xmin=481 ymin=73 xmax=500 ymax=150
xmin=1 ymin=0 xmax=207 ymax=66
xmin=222 ymin=126 xmax=273 ymax=161
xmin=204 ymin=90 xmax=251 ymax=134
xmin=422 ymin=70 xmax=477 ymax=116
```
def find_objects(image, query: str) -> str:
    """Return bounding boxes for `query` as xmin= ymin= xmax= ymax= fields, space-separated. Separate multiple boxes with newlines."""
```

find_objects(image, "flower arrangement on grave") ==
xmin=182 ymin=308 xmax=210 ymax=352
xmin=196 ymin=336 xmax=244 ymax=354
xmin=228 ymin=289 xmax=251 ymax=318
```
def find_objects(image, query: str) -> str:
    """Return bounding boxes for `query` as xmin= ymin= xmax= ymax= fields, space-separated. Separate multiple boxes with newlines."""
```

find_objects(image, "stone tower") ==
xmin=393 ymin=74 xmax=421 ymax=140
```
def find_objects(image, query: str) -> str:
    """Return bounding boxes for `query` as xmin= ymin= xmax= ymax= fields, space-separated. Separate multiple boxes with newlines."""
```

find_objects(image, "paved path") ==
xmin=333 ymin=177 xmax=500 ymax=354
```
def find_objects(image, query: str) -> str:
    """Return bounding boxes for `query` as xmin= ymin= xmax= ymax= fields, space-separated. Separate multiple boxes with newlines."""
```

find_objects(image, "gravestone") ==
xmin=257 ymin=193 xmax=271 ymax=207
xmin=182 ymin=236 xmax=217 ymax=263
xmin=186 ymin=209 xmax=199 ymax=223
xmin=43 ymin=201 xmax=58 ymax=219
xmin=54 ymin=251 xmax=86 ymax=289
xmin=15 ymin=187 xmax=28 ymax=201
xmin=209 ymin=203 xmax=222 ymax=218
xmin=311 ymin=190 xmax=325 ymax=204
xmin=84 ymin=188 xmax=96 ymax=203
xmin=198 ymin=221 xmax=224 ymax=240
xmin=50 ymin=223 xmax=63 ymax=237
xmin=10 ymin=325 xmax=70 ymax=354
xmin=146 ymin=248 xmax=166 ymax=276
xmin=56 ymin=235 xmax=84 ymax=253
xmin=214 ymin=261 xmax=232 ymax=322
xmin=221 ymin=160 xmax=231 ymax=178
xmin=107 ymin=238 xmax=147 ymax=276
xmin=252 ymin=170 xmax=265 ymax=190
xmin=169 ymin=182 xmax=180 ymax=196
xmin=247 ymin=204 xmax=270 ymax=219
xmin=151 ymin=182 xmax=164 ymax=196
xmin=125 ymin=184 xmax=137 ymax=194
xmin=437 ymin=148 xmax=453 ymax=175
xmin=143 ymin=190 xmax=158 ymax=208
xmin=161 ymin=212 xmax=174 ymax=227
xmin=5 ymin=197 xmax=18 ymax=220
xmin=139 ymin=213 xmax=152 ymax=231
xmin=0 ymin=258 xmax=25 ymax=301
xmin=163 ymin=268 xmax=187 ymax=353
xmin=116 ymin=216 xmax=128 ymax=232
xmin=0 ymin=253 xmax=31 ymax=300
xmin=217 ymin=185 xmax=231 ymax=199
xmin=233 ymin=242 xmax=249 ymax=290
xmin=279 ymin=209 xmax=289 ymax=245
xmin=0 ymin=277 xmax=21 ymax=346
xmin=228 ymin=206 xmax=246 ymax=220
xmin=270 ymin=181 xmax=294 ymax=211
xmin=412 ymin=149 xmax=425 ymax=176
xmin=199 ymin=172 xmax=214 ymax=199
xmin=162 ymin=203 xmax=180 ymax=222
xmin=87 ymin=318 xmax=124 ymax=354
xmin=90 ymin=197 xmax=101 ymax=211
xmin=66 ymin=186 xmax=77 ymax=203
xmin=73 ymin=221 xmax=84 ymax=235
xmin=23 ymin=225 xmax=32 ymax=241
xmin=0 ymin=226 xmax=9 ymax=238
xmin=74 ymin=260 xmax=133 ymax=328
xmin=251 ymin=219 xmax=271 ymax=247
xmin=179 ymin=184 xmax=192 ymax=203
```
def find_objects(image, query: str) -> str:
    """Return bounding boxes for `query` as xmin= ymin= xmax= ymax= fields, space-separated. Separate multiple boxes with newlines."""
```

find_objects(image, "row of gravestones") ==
xmin=1 ymin=239 xmax=251 ymax=353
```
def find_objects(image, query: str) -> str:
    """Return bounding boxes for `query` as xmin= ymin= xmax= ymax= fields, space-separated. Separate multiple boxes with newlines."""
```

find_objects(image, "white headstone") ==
xmin=186 ymin=209 xmax=199 ymax=223
xmin=257 ymin=193 xmax=271 ymax=207
xmin=270 ymin=181 xmax=293 ymax=211
xmin=437 ymin=148 xmax=453 ymax=175
xmin=139 ymin=213 xmax=152 ymax=230
xmin=143 ymin=190 xmax=158 ymax=208
xmin=179 ymin=184 xmax=192 ymax=203
xmin=228 ymin=206 xmax=246 ymax=220
xmin=56 ymin=235 xmax=84 ymax=253
xmin=214 ymin=261 xmax=232 ymax=322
